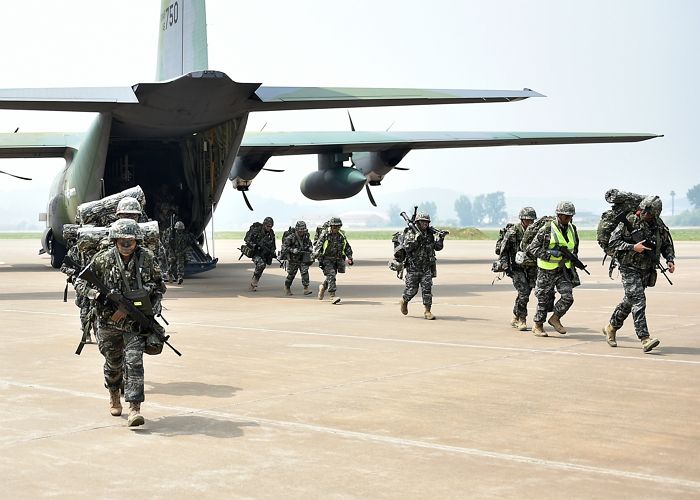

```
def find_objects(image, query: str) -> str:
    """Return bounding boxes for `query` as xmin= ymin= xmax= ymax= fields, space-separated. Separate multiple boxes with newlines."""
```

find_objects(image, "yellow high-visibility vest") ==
xmin=322 ymin=231 xmax=347 ymax=256
xmin=537 ymin=223 xmax=576 ymax=270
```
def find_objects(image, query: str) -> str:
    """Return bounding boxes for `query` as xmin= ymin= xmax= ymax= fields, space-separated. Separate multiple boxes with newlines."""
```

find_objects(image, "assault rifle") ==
xmin=553 ymin=246 xmax=591 ymax=275
xmin=618 ymin=216 xmax=673 ymax=285
xmin=400 ymin=208 xmax=450 ymax=238
xmin=63 ymin=255 xmax=182 ymax=356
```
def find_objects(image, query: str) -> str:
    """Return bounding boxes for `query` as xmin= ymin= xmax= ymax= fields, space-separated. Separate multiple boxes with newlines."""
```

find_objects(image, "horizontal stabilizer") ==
xmin=239 ymin=131 xmax=662 ymax=156
xmin=0 ymin=87 xmax=138 ymax=112
xmin=0 ymin=132 xmax=83 ymax=158
xmin=249 ymin=87 xmax=544 ymax=112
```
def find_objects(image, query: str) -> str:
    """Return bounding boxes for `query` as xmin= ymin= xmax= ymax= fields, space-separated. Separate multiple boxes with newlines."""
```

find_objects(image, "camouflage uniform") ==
xmin=60 ymin=243 xmax=96 ymax=342
xmin=526 ymin=213 xmax=580 ymax=331
xmin=504 ymin=223 xmax=539 ymax=319
xmin=607 ymin=211 xmax=674 ymax=341
xmin=282 ymin=223 xmax=314 ymax=291
xmin=315 ymin=224 xmax=353 ymax=296
xmin=402 ymin=224 xmax=444 ymax=309
xmin=75 ymin=244 xmax=165 ymax=404
xmin=246 ymin=218 xmax=277 ymax=286
xmin=165 ymin=222 xmax=193 ymax=283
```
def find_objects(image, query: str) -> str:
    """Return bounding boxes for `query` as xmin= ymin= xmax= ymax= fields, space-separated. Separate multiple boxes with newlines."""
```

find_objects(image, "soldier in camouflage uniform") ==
xmin=75 ymin=219 xmax=166 ymax=427
xmin=314 ymin=217 xmax=353 ymax=304
xmin=399 ymin=212 xmax=445 ymax=320
xmin=246 ymin=216 xmax=277 ymax=291
xmin=526 ymin=201 xmax=580 ymax=337
xmin=503 ymin=207 xmax=538 ymax=331
xmin=165 ymin=221 xmax=194 ymax=284
xmin=282 ymin=221 xmax=314 ymax=296
xmin=60 ymin=232 xmax=97 ymax=345
xmin=602 ymin=195 xmax=675 ymax=352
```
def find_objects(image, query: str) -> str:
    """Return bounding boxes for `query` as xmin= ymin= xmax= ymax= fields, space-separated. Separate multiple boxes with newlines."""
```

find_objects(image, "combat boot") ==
xmin=127 ymin=403 xmax=145 ymax=427
xmin=533 ymin=322 xmax=548 ymax=337
xmin=424 ymin=306 xmax=436 ymax=320
xmin=318 ymin=283 xmax=327 ymax=300
xmin=177 ymin=277 xmax=183 ymax=285
xmin=510 ymin=316 xmax=519 ymax=328
xmin=515 ymin=316 xmax=528 ymax=331
xmin=641 ymin=336 xmax=660 ymax=353
xmin=602 ymin=324 xmax=618 ymax=347
xmin=303 ymin=286 xmax=313 ymax=296
xmin=284 ymin=286 xmax=293 ymax=296
xmin=109 ymin=388 xmax=122 ymax=417
xmin=329 ymin=292 xmax=341 ymax=305
xmin=547 ymin=314 xmax=567 ymax=334
xmin=400 ymin=298 xmax=408 ymax=316
xmin=248 ymin=277 xmax=259 ymax=292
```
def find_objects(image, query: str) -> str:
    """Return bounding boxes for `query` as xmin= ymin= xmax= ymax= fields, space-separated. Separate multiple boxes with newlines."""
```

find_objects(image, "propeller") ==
xmin=365 ymin=184 xmax=377 ymax=207
xmin=262 ymin=167 xmax=284 ymax=173
xmin=347 ymin=110 xmax=379 ymax=207
xmin=0 ymin=170 xmax=32 ymax=181
xmin=241 ymin=190 xmax=254 ymax=211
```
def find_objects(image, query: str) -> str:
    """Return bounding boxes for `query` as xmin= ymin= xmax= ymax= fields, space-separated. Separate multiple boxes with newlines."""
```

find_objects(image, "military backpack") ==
xmin=520 ymin=216 xmax=555 ymax=257
xmin=596 ymin=188 xmax=645 ymax=256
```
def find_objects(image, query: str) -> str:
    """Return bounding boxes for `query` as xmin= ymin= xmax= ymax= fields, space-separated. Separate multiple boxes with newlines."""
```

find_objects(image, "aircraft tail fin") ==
xmin=156 ymin=0 xmax=209 ymax=81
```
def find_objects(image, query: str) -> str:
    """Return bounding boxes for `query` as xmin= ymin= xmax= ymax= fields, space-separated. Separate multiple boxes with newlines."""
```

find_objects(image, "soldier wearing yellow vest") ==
xmin=526 ymin=201 xmax=581 ymax=337
xmin=314 ymin=217 xmax=354 ymax=304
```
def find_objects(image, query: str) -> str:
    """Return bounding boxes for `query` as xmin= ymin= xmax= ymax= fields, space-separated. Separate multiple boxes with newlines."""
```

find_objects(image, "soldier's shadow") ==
xmin=146 ymin=381 xmax=241 ymax=398
xmin=133 ymin=415 xmax=258 ymax=438
xmin=642 ymin=346 xmax=700 ymax=357
xmin=336 ymin=300 xmax=383 ymax=306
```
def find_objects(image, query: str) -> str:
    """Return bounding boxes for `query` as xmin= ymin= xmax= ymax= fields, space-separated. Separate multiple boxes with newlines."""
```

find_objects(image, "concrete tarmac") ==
xmin=1 ymin=239 xmax=699 ymax=499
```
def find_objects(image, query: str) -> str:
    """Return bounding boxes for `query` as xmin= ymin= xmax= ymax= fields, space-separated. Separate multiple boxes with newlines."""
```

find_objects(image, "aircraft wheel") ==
xmin=50 ymin=238 xmax=67 ymax=268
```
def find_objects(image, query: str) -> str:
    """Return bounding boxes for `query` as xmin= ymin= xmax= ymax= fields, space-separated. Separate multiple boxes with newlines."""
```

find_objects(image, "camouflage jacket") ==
xmin=403 ymin=227 xmax=444 ymax=271
xmin=282 ymin=231 xmax=313 ymax=262
xmin=246 ymin=227 xmax=276 ymax=257
xmin=526 ymin=221 xmax=579 ymax=265
xmin=75 ymin=245 xmax=166 ymax=331
xmin=505 ymin=223 xmax=536 ymax=267
xmin=609 ymin=214 xmax=674 ymax=270
xmin=315 ymin=230 xmax=353 ymax=261
xmin=165 ymin=229 xmax=194 ymax=257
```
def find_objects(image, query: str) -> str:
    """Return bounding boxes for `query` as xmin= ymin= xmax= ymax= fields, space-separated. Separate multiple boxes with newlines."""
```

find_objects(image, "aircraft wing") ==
xmin=0 ymin=87 xmax=138 ymax=112
xmin=0 ymin=132 xmax=84 ymax=158
xmin=238 ymin=131 xmax=662 ymax=156
xmin=248 ymin=87 xmax=544 ymax=112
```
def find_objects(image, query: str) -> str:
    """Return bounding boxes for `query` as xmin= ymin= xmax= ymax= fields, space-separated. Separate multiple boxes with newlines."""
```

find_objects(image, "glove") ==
xmin=347 ymin=258 xmax=354 ymax=266
xmin=548 ymin=249 xmax=562 ymax=258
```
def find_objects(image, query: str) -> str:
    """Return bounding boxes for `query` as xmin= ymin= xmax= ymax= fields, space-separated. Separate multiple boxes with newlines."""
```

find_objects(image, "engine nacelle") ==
xmin=300 ymin=168 xmax=367 ymax=200
xmin=352 ymin=149 xmax=409 ymax=185
xmin=229 ymin=154 xmax=270 ymax=190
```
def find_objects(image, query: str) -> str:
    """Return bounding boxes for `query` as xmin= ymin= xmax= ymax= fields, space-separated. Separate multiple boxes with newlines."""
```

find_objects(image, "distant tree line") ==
xmin=668 ymin=183 xmax=700 ymax=226
xmin=454 ymin=192 xmax=507 ymax=227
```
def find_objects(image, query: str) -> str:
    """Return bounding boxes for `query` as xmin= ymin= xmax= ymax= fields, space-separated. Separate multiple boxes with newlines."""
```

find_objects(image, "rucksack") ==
xmin=314 ymin=221 xmax=330 ymax=243
xmin=391 ymin=228 xmax=409 ymax=263
xmin=520 ymin=216 xmax=555 ymax=256
xmin=597 ymin=189 xmax=645 ymax=256
xmin=244 ymin=222 xmax=263 ymax=244
xmin=494 ymin=223 xmax=515 ymax=256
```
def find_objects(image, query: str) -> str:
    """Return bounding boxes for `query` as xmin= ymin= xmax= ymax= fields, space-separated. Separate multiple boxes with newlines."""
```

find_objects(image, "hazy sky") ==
xmin=0 ymin=0 xmax=698 ymax=227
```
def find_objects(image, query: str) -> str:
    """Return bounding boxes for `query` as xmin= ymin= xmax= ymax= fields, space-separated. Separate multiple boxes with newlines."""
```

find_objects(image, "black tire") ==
xmin=50 ymin=239 xmax=67 ymax=269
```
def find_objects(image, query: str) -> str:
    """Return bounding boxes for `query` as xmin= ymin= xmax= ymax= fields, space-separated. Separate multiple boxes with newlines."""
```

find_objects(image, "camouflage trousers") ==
xmin=609 ymin=266 xmax=652 ymax=339
xmin=511 ymin=266 xmax=538 ymax=318
xmin=319 ymin=258 xmax=344 ymax=293
xmin=252 ymin=255 xmax=268 ymax=280
xmin=285 ymin=260 xmax=310 ymax=288
xmin=79 ymin=302 xmax=96 ymax=338
xmin=403 ymin=268 xmax=433 ymax=307
xmin=168 ymin=254 xmax=185 ymax=280
xmin=96 ymin=325 xmax=146 ymax=403
xmin=533 ymin=268 xmax=574 ymax=324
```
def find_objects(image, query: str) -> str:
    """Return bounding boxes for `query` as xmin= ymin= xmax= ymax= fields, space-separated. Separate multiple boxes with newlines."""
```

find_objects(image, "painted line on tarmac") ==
xmin=3 ymin=379 xmax=699 ymax=491
xmin=173 ymin=321 xmax=700 ymax=366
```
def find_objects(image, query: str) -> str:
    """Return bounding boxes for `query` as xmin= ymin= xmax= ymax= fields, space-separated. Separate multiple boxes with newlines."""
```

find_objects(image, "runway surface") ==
xmin=1 ymin=239 xmax=698 ymax=499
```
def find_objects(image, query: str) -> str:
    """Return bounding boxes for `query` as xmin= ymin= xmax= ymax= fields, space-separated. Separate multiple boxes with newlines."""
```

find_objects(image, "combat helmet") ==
xmin=639 ymin=195 xmax=663 ymax=217
xmin=555 ymin=201 xmax=576 ymax=216
xmin=263 ymin=216 xmax=274 ymax=226
xmin=174 ymin=221 xmax=185 ymax=230
xmin=329 ymin=217 xmax=343 ymax=227
xmin=518 ymin=207 xmax=537 ymax=220
xmin=415 ymin=212 xmax=431 ymax=222
xmin=116 ymin=196 xmax=142 ymax=216
xmin=109 ymin=218 xmax=143 ymax=242
xmin=295 ymin=220 xmax=307 ymax=232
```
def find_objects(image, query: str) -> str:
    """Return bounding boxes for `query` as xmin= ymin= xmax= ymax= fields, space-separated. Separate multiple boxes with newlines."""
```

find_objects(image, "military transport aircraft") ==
xmin=0 ymin=0 xmax=659 ymax=272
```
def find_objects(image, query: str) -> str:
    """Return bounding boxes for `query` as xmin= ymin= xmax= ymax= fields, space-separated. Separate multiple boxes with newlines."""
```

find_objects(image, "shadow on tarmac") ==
xmin=146 ymin=381 xmax=241 ymax=398
xmin=133 ymin=415 xmax=259 ymax=438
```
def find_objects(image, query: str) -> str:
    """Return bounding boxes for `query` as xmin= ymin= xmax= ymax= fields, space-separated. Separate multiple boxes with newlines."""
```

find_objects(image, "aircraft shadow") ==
xmin=132 ymin=415 xmax=258 ymax=438
xmin=146 ymin=381 xmax=241 ymax=398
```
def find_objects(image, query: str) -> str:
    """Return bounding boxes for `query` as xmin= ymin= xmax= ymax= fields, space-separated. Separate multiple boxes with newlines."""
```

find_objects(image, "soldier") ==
xmin=526 ymin=201 xmax=580 ymax=337
xmin=60 ymin=229 xmax=96 ymax=344
xmin=75 ymin=219 xmax=166 ymax=427
xmin=504 ymin=207 xmax=538 ymax=331
xmin=602 ymin=195 xmax=675 ymax=352
xmin=115 ymin=196 xmax=146 ymax=222
xmin=281 ymin=220 xmax=314 ymax=296
xmin=245 ymin=216 xmax=276 ymax=291
xmin=314 ymin=217 xmax=353 ymax=304
xmin=165 ymin=221 xmax=193 ymax=284
xmin=399 ymin=212 xmax=445 ymax=320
